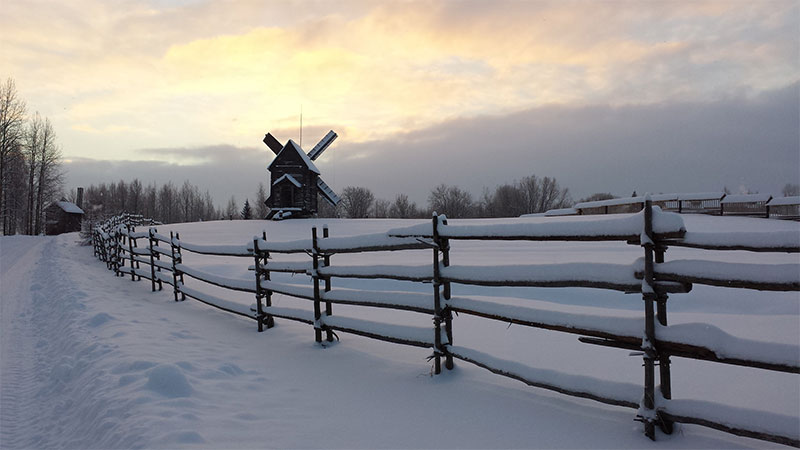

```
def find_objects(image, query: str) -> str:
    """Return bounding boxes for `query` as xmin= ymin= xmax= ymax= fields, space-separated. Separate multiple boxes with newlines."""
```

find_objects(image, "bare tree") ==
xmin=428 ymin=184 xmax=473 ymax=218
xmin=225 ymin=196 xmax=238 ymax=220
xmin=373 ymin=199 xmax=390 ymax=218
xmin=157 ymin=182 xmax=177 ymax=223
xmin=389 ymin=193 xmax=419 ymax=218
xmin=0 ymin=78 xmax=27 ymax=234
xmin=339 ymin=186 xmax=374 ymax=218
xmin=782 ymin=183 xmax=799 ymax=197
xmin=578 ymin=193 xmax=616 ymax=203
xmin=129 ymin=179 xmax=143 ymax=214
xmin=23 ymin=114 xmax=41 ymax=234
xmin=255 ymin=182 xmax=269 ymax=219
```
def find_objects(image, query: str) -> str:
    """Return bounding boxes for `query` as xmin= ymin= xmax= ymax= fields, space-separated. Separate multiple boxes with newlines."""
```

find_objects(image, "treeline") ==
xmin=325 ymin=174 xmax=572 ymax=219
xmin=77 ymin=180 xmax=220 ymax=224
xmin=0 ymin=78 xmax=65 ymax=235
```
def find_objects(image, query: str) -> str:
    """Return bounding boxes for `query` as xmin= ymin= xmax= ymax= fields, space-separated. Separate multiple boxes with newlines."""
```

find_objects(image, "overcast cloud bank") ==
xmin=65 ymin=83 xmax=799 ymax=207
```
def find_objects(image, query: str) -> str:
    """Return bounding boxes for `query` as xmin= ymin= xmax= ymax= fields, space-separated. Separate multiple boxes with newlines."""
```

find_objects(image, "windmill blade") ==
xmin=317 ymin=178 xmax=341 ymax=206
xmin=263 ymin=132 xmax=283 ymax=155
xmin=307 ymin=130 xmax=337 ymax=161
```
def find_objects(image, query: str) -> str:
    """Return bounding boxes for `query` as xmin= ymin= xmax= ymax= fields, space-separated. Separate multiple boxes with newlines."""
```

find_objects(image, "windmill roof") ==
xmin=268 ymin=139 xmax=320 ymax=174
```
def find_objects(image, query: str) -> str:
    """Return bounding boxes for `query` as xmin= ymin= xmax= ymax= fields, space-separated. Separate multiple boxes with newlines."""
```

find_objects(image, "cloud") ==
xmin=64 ymin=83 xmax=799 ymax=208
xmin=4 ymin=0 xmax=797 ymax=163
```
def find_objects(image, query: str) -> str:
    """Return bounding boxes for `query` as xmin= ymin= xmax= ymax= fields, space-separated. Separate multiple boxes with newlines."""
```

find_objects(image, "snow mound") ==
xmin=144 ymin=364 xmax=193 ymax=398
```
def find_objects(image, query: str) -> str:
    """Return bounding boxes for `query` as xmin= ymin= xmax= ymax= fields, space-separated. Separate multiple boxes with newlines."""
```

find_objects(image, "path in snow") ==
xmin=0 ymin=230 xmax=793 ymax=449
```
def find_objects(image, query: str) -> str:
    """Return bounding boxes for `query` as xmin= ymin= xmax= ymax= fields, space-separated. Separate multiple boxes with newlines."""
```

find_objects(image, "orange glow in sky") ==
xmin=2 ymin=0 xmax=798 ymax=165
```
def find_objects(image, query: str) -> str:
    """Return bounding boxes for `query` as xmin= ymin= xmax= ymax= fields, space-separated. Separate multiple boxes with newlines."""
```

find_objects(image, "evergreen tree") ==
xmin=240 ymin=198 xmax=252 ymax=220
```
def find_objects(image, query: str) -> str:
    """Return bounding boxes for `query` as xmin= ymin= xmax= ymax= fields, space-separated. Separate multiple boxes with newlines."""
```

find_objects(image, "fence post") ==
xmin=439 ymin=217 xmax=454 ymax=370
xmin=149 ymin=227 xmax=162 ymax=292
xmin=639 ymin=196 xmax=658 ymax=440
xmin=655 ymin=243 xmax=673 ymax=434
xmin=253 ymin=236 xmax=266 ymax=332
xmin=262 ymin=231 xmax=274 ymax=328
xmin=431 ymin=213 xmax=444 ymax=375
xmin=312 ymin=227 xmax=322 ymax=343
xmin=323 ymin=225 xmax=334 ymax=342
xmin=127 ymin=224 xmax=138 ymax=281
xmin=114 ymin=228 xmax=123 ymax=277
xmin=171 ymin=231 xmax=185 ymax=301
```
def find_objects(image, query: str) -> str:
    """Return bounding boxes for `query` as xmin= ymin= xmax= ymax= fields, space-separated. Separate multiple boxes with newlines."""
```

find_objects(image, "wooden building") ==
xmin=45 ymin=200 xmax=84 ymax=235
xmin=263 ymin=131 xmax=340 ymax=219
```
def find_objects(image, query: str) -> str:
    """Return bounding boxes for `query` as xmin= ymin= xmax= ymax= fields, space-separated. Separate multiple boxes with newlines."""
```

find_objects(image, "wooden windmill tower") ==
xmin=262 ymin=130 xmax=340 ymax=219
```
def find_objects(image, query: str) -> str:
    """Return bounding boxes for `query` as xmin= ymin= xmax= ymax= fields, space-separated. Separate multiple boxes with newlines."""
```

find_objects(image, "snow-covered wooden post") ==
xmin=148 ymin=227 xmax=162 ymax=292
xmin=323 ymin=225 xmax=334 ymax=342
xmin=126 ymin=224 xmax=138 ymax=282
xmin=431 ymin=213 xmax=444 ymax=374
xmin=253 ymin=236 xmax=266 ymax=332
xmin=639 ymin=196 xmax=658 ymax=440
xmin=261 ymin=231 xmax=274 ymax=329
xmin=312 ymin=227 xmax=323 ymax=343
xmin=114 ymin=228 xmax=123 ymax=277
xmin=440 ymin=216 xmax=454 ymax=370
xmin=655 ymin=240 xmax=673 ymax=434
xmin=170 ymin=231 xmax=186 ymax=302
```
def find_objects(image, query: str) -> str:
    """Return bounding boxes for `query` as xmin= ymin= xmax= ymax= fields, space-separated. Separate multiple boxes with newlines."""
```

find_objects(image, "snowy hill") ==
xmin=1 ymin=216 xmax=798 ymax=448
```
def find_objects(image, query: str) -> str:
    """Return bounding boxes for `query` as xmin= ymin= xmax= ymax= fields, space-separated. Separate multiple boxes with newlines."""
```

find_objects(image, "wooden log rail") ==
xmin=90 ymin=210 xmax=800 ymax=448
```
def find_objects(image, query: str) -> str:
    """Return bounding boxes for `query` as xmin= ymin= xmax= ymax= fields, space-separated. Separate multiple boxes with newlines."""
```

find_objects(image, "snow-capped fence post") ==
xmin=323 ymin=225 xmax=334 ymax=343
xmin=148 ymin=227 xmax=162 ymax=292
xmin=114 ymin=228 xmax=123 ymax=277
xmin=439 ymin=216 xmax=454 ymax=371
xmin=253 ymin=236 xmax=266 ymax=332
xmin=654 ymin=243 xmax=673 ymax=434
xmin=431 ymin=213 xmax=444 ymax=374
xmin=261 ymin=231 xmax=274 ymax=329
xmin=126 ymin=224 xmax=139 ymax=282
xmin=638 ymin=196 xmax=658 ymax=440
xmin=312 ymin=227 xmax=323 ymax=343
xmin=170 ymin=231 xmax=186 ymax=302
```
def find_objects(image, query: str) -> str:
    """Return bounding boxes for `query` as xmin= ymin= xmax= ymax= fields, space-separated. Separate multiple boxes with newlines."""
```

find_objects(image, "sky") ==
xmin=2 ymin=0 xmax=798 ymax=207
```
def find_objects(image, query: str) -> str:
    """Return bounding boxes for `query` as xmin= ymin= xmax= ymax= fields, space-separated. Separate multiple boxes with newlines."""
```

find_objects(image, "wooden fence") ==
xmin=565 ymin=193 xmax=800 ymax=219
xmin=92 ymin=201 xmax=800 ymax=447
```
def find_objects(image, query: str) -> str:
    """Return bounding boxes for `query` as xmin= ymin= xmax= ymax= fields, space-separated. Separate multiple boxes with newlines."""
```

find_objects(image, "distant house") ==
xmin=45 ymin=194 xmax=85 ymax=235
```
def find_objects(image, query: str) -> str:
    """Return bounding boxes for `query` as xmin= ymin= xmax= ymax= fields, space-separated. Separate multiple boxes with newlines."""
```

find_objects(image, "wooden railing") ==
xmin=91 ymin=201 xmax=800 ymax=447
xmin=564 ymin=193 xmax=800 ymax=220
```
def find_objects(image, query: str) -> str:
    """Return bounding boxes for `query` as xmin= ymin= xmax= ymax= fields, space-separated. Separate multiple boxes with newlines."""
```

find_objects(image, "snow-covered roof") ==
xmin=55 ymin=201 xmax=84 ymax=214
xmin=574 ymin=194 xmax=675 ymax=209
xmin=543 ymin=208 xmax=578 ymax=217
xmin=721 ymin=194 xmax=772 ymax=204
xmin=574 ymin=192 xmax=728 ymax=210
xmin=676 ymin=192 xmax=726 ymax=201
xmin=273 ymin=174 xmax=302 ymax=188
xmin=268 ymin=140 xmax=320 ymax=174
xmin=767 ymin=196 xmax=800 ymax=207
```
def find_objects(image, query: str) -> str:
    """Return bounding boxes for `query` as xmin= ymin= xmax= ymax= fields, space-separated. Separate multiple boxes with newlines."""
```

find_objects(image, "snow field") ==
xmin=1 ymin=214 xmax=798 ymax=448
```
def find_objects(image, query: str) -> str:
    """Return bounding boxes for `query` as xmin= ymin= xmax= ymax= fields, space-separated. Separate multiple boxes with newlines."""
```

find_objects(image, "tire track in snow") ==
xmin=1 ymin=237 xmax=47 ymax=449
xmin=1 ymin=236 xmax=149 ymax=449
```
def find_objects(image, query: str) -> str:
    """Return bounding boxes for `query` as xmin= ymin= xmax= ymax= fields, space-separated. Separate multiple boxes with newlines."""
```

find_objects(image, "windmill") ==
xmin=262 ymin=130 xmax=340 ymax=219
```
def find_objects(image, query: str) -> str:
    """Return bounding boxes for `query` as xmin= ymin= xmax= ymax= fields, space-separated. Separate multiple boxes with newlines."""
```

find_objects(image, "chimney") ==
xmin=77 ymin=187 xmax=84 ymax=210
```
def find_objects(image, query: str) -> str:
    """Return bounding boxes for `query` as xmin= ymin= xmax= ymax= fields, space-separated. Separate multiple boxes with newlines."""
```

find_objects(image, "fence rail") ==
xmin=92 ymin=204 xmax=800 ymax=448
xmin=562 ymin=193 xmax=800 ymax=220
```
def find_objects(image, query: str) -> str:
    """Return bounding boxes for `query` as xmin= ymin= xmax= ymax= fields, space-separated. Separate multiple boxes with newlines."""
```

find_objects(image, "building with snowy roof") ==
xmin=44 ymin=200 xmax=84 ymax=235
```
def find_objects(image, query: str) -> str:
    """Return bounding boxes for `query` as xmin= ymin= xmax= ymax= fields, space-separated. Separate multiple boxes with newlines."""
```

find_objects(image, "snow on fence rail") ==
xmin=91 ymin=205 xmax=800 ymax=448
xmin=561 ymin=192 xmax=800 ymax=220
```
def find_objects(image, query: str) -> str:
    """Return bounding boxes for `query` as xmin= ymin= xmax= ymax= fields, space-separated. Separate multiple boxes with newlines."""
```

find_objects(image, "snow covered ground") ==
xmin=1 ymin=215 xmax=798 ymax=449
